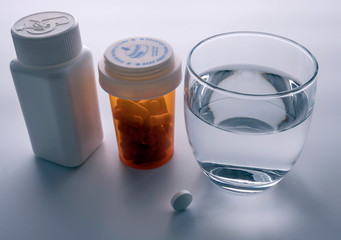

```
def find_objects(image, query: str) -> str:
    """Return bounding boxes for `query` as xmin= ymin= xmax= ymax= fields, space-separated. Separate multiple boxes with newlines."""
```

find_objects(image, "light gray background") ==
xmin=1 ymin=0 xmax=340 ymax=239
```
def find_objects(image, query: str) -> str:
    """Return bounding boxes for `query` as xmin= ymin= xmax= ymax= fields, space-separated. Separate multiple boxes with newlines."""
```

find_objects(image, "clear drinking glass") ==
xmin=184 ymin=32 xmax=318 ymax=193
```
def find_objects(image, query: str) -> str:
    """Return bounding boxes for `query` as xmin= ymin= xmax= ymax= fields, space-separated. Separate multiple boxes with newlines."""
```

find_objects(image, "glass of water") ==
xmin=184 ymin=32 xmax=318 ymax=193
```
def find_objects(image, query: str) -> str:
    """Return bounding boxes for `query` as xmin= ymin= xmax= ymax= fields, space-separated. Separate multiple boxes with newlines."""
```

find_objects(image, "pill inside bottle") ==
xmin=98 ymin=37 xmax=182 ymax=169
xmin=111 ymin=94 xmax=175 ymax=168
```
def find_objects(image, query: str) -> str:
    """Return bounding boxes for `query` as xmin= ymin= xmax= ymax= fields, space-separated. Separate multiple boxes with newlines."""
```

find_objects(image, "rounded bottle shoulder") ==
xmin=10 ymin=47 xmax=93 ymax=74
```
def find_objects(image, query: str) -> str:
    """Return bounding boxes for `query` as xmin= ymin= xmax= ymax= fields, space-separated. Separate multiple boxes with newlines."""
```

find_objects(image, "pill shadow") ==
xmin=168 ymin=209 xmax=196 ymax=238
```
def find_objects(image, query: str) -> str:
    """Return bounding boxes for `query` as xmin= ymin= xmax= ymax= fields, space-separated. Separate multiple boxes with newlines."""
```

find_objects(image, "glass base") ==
xmin=201 ymin=164 xmax=287 ymax=193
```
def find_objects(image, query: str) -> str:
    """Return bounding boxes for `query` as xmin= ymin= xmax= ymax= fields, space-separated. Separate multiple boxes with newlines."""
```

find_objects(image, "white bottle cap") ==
xmin=11 ymin=11 xmax=82 ymax=66
xmin=171 ymin=190 xmax=193 ymax=211
xmin=98 ymin=37 xmax=182 ymax=100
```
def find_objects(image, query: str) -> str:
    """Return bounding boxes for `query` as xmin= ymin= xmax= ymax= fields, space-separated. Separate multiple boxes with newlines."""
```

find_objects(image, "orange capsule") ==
xmin=117 ymin=122 xmax=132 ymax=135
xmin=122 ymin=150 xmax=135 ymax=161
xmin=139 ymin=97 xmax=168 ymax=115
xmin=113 ymin=107 xmax=144 ymax=128
xmin=132 ymin=127 xmax=146 ymax=142
xmin=146 ymin=113 xmax=171 ymax=129
xmin=120 ymin=141 xmax=136 ymax=161
xmin=145 ymin=132 xmax=157 ymax=146
xmin=117 ymin=99 xmax=150 ymax=121
xmin=112 ymin=106 xmax=120 ymax=119
xmin=159 ymin=135 xmax=171 ymax=149
xmin=149 ymin=126 xmax=171 ymax=148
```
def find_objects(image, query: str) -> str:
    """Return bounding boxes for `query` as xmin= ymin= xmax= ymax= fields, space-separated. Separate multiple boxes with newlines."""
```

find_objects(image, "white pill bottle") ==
xmin=10 ymin=11 xmax=103 ymax=167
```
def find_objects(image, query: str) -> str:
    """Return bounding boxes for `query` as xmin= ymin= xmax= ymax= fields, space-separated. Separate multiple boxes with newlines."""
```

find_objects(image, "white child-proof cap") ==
xmin=98 ymin=37 xmax=182 ymax=100
xmin=11 ymin=11 xmax=82 ymax=66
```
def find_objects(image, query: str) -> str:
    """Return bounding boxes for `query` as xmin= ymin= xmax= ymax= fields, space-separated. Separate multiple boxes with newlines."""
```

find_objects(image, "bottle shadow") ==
xmin=33 ymin=157 xmax=75 ymax=187
xmin=32 ymin=142 xmax=106 ymax=191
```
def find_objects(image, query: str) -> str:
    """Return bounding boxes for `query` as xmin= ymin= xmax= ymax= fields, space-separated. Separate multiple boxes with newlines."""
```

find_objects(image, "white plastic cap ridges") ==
xmin=11 ymin=11 xmax=82 ymax=66
xmin=98 ymin=37 xmax=182 ymax=100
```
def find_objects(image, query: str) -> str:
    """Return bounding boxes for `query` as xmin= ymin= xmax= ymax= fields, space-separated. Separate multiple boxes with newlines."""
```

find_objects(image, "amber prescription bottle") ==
xmin=98 ymin=37 xmax=182 ymax=169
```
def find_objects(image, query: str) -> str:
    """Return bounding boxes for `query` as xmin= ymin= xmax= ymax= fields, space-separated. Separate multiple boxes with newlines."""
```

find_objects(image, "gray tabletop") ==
xmin=1 ymin=1 xmax=340 ymax=239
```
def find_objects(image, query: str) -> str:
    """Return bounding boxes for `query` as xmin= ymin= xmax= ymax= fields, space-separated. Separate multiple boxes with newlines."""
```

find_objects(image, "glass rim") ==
xmin=187 ymin=31 xmax=319 ymax=99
